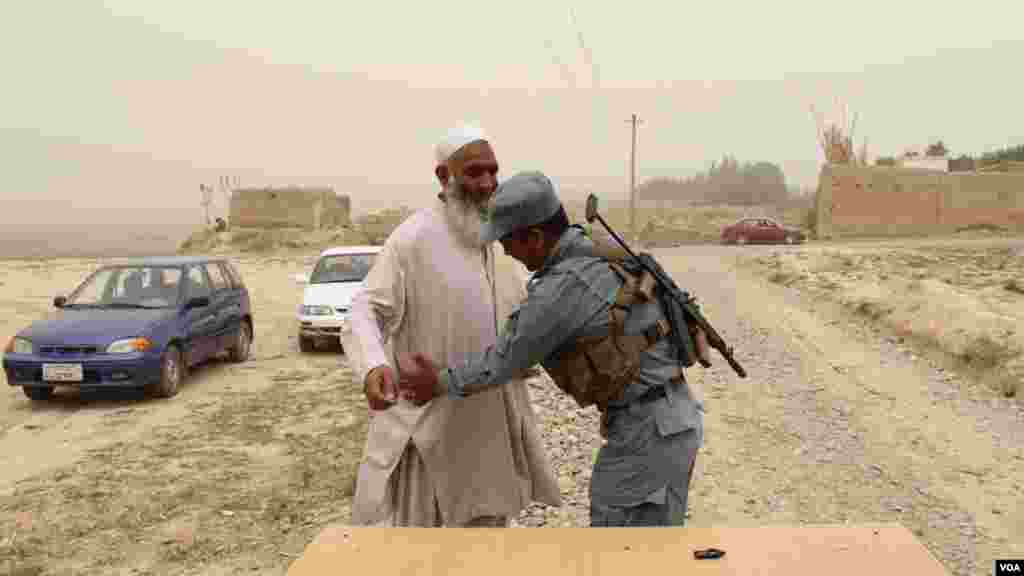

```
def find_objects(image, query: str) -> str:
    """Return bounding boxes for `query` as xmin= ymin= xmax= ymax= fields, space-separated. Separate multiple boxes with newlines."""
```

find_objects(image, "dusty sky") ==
xmin=2 ymin=0 xmax=1023 ymax=247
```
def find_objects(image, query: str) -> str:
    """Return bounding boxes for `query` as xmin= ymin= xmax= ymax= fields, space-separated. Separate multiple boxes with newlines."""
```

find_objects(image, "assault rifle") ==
xmin=584 ymin=194 xmax=747 ymax=378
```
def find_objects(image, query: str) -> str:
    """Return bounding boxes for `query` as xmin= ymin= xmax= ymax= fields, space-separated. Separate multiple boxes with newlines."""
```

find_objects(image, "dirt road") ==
xmin=671 ymin=241 xmax=1023 ymax=575
xmin=1 ymin=239 xmax=1022 ymax=575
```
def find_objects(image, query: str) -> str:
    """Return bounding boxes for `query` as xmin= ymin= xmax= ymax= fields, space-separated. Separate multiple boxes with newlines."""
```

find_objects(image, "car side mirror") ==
xmin=185 ymin=296 xmax=210 ymax=309
xmin=54 ymin=295 xmax=66 ymax=308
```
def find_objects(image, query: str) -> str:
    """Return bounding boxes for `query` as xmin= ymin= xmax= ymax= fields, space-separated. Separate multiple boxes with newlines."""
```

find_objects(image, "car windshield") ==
xmin=65 ymin=266 xmax=184 ymax=309
xmin=310 ymin=253 xmax=376 ymax=284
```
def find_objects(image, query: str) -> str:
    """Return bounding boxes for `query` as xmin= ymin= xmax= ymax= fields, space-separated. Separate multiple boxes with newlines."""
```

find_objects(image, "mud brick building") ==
xmin=229 ymin=187 xmax=351 ymax=230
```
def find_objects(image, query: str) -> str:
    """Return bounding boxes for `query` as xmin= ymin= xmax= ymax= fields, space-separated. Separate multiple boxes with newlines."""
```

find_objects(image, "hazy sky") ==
xmin=3 ymin=0 xmax=1023 ymax=240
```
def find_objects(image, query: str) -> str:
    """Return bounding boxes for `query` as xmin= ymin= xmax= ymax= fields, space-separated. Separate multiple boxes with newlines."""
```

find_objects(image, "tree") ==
xmin=979 ymin=143 xmax=1024 ymax=166
xmin=926 ymin=140 xmax=949 ymax=157
xmin=637 ymin=156 xmax=789 ymax=206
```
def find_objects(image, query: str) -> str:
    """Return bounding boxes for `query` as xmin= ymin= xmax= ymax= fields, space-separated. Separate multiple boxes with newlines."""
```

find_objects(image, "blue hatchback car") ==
xmin=3 ymin=256 xmax=254 ymax=401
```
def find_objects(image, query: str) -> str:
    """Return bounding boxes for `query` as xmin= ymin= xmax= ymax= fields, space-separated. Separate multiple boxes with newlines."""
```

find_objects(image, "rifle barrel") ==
xmin=594 ymin=214 xmax=640 ymax=261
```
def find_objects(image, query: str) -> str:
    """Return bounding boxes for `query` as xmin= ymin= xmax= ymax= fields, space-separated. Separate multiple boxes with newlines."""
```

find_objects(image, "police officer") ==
xmin=397 ymin=170 xmax=707 ymax=527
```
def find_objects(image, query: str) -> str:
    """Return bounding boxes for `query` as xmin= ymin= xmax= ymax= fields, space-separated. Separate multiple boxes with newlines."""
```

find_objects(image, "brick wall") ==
xmin=816 ymin=164 xmax=1024 ymax=238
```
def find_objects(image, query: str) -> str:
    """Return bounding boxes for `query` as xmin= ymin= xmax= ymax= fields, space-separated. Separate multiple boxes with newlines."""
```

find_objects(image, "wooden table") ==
xmin=286 ymin=523 xmax=950 ymax=575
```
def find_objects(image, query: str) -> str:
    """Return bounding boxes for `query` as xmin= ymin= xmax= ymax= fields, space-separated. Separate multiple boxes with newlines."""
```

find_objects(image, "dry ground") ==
xmin=0 ymin=255 xmax=366 ymax=575
xmin=741 ymin=237 xmax=1024 ymax=397
xmin=1 ymin=234 xmax=1022 ymax=576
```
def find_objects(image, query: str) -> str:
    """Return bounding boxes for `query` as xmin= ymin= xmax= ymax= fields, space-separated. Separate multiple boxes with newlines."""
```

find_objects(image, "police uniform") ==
xmin=435 ymin=171 xmax=704 ymax=526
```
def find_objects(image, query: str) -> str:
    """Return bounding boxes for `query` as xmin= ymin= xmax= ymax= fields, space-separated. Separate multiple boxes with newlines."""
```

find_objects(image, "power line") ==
xmin=541 ymin=7 xmax=600 ymax=91
xmin=543 ymin=36 xmax=575 ymax=89
xmin=568 ymin=6 xmax=599 ymax=90
xmin=199 ymin=184 xmax=212 ymax=226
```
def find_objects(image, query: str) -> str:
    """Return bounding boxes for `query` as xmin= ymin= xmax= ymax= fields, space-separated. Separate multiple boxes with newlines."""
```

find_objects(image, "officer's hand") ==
xmin=522 ymin=365 xmax=544 ymax=378
xmin=364 ymin=365 xmax=397 ymax=411
xmin=396 ymin=352 xmax=440 ymax=406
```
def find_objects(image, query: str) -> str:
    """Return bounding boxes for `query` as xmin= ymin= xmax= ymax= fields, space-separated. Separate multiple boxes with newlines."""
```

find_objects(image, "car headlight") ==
xmin=107 ymin=338 xmax=152 ymax=354
xmin=5 ymin=337 xmax=32 ymax=355
xmin=301 ymin=305 xmax=334 ymax=316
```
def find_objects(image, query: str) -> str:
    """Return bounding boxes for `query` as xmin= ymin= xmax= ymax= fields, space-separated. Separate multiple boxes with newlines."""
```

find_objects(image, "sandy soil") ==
xmin=2 ymin=236 xmax=1022 ymax=576
xmin=0 ymin=255 xmax=368 ymax=575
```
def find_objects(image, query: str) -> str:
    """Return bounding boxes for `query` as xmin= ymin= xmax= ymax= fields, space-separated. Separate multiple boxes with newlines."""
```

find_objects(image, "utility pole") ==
xmin=627 ymin=113 xmax=643 ymax=245
xmin=199 ymin=184 xmax=212 ymax=226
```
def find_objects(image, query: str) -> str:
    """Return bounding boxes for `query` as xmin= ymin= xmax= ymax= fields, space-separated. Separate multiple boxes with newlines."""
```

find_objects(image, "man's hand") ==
xmin=364 ymin=365 xmax=397 ymax=411
xmin=396 ymin=352 xmax=441 ymax=406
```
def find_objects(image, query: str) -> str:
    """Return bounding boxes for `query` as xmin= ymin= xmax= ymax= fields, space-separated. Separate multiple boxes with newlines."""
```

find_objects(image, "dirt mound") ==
xmin=177 ymin=227 xmax=370 ymax=255
xmin=353 ymin=207 xmax=415 ymax=245
xmin=177 ymin=207 xmax=415 ymax=255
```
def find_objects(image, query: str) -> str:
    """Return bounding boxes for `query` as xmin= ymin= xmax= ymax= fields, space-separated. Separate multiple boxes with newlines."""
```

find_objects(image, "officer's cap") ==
xmin=481 ymin=171 xmax=563 ymax=243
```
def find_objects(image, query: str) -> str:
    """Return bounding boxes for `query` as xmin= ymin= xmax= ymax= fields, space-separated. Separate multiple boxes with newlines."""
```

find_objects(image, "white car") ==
xmin=294 ymin=245 xmax=381 ymax=353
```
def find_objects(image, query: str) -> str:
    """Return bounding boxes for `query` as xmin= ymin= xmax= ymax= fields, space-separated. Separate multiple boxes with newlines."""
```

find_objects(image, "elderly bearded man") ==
xmin=342 ymin=125 xmax=561 ymax=527
xmin=397 ymin=171 xmax=708 ymax=527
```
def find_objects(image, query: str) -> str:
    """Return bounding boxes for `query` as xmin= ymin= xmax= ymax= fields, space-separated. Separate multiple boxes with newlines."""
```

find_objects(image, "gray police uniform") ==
xmin=437 ymin=172 xmax=704 ymax=526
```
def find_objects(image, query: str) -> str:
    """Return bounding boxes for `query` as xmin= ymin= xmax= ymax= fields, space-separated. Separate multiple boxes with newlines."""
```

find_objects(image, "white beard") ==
xmin=442 ymin=182 xmax=487 ymax=249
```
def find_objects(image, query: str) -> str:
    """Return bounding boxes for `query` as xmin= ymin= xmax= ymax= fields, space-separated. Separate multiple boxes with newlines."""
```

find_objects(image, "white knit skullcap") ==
xmin=435 ymin=124 xmax=487 ymax=166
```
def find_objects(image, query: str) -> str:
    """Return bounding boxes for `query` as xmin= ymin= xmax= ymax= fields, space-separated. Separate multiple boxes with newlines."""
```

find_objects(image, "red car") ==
xmin=721 ymin=218 xmax=806 ymax=245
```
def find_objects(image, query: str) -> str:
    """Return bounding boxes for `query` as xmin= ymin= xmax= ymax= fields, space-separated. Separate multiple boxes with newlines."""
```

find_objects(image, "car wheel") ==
xmin=737 ymin=235 xmax=748 ymax=245
xmin=148 ymin=345 xmax=182 ymax=398
xmin=299 ymin=335 xmax=315 ymax=353
xmin=228 ymin=321 xmax=252 ymax=363
xmin=785 ymin=235 xmax=796 ymax=245
xmin=23 ymin=386 xmax=53 ymax=401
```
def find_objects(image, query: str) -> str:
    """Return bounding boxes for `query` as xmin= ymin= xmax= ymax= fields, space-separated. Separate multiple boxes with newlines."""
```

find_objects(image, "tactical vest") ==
xmin=547 ymin=259 xmax=672 ymax=412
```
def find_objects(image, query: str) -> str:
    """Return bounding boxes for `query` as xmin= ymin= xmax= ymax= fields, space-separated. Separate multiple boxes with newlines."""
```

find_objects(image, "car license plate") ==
xmin=42 ymin=363 xmax=84 ymax=382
